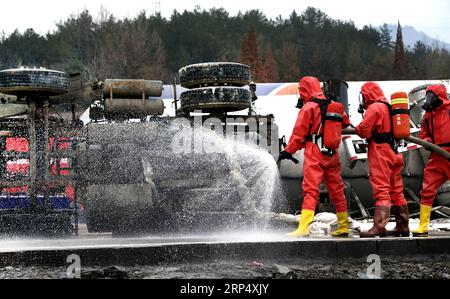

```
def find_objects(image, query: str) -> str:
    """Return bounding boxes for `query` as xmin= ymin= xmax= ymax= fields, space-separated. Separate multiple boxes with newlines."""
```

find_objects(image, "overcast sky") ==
xmin=1 ymin=0 xmax=450 ymax=42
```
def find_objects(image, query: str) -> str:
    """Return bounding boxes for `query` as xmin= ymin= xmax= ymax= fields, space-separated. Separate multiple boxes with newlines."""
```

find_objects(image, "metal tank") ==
xmin=103 ymin=79 xmax=163 ymax=98
xmin=102 ymin=79 xmax=165 ymax=119
xmin=103 ymin=98 xmax=165 ymax=116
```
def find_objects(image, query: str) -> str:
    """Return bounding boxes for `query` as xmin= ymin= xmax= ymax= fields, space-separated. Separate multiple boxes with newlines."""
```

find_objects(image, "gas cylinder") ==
xmin=391 ymin=92 xmax=410 ymax=140
xmin=323 ymin=101 xmax=345 ymax=150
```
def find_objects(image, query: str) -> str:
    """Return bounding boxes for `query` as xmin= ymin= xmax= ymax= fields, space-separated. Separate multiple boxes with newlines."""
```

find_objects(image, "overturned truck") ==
xmin=0 ymin=63 xmax=280 ymax=235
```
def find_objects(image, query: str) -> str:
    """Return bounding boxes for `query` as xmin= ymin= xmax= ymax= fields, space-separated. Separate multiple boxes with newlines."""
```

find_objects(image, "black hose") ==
xmin=342 ymin=128 xmax=450 ymax=160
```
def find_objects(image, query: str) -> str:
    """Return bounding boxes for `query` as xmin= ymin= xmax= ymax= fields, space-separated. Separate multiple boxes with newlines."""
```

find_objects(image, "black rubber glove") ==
xmin=278 ymin=150 xmax=299 ymax=164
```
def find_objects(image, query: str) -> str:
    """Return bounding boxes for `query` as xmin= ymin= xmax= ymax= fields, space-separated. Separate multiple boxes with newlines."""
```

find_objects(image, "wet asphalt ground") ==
xmin=0 ymin=255 xmax=449 ymax=279
xmin=1 ymin=225 xmax=449 ymax=279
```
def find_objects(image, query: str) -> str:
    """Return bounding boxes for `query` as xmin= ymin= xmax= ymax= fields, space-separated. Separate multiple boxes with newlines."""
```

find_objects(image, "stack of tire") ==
xmin=178 ymin=62 xmax=252 ymax=113
xmin=0 ymin=68 xmax=69 ymax=97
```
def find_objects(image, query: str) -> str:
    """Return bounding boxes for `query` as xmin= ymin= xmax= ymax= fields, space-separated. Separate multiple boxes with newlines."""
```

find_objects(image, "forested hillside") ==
xmin=0 ymin=6 xmax=449 ymax=83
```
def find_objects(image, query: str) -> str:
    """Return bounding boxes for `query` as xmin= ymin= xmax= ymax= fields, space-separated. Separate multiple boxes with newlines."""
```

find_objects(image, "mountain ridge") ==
xmin=379 ymin=24 xmax=450 ymax=51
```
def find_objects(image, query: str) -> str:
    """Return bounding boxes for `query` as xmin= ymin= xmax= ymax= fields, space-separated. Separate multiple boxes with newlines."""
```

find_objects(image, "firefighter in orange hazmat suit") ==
xmin=278 ymin=76 xmax=350 ymax=237
xmin=413 ymin=84 xmax=450 ymax=236
xmin=355 ymin=82 xmax=409 ymax=238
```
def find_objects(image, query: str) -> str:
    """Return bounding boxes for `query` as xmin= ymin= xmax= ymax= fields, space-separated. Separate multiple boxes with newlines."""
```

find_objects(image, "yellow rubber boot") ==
xmin=331 ymin=212 xmax=349 ymax=237
xmin=412 ymin=205 xmax=432 ymax=237
xmin=287 ymin=209 xmax=315 ymax=237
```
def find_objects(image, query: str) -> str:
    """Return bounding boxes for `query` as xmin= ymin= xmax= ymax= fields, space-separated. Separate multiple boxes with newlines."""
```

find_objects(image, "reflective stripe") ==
xmin=391 ymin=98 xmax=409 ymax=105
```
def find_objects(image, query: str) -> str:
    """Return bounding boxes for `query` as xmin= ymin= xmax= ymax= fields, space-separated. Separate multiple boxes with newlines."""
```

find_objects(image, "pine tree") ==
xmin=393 ymin=21 xmax=408 ymax=79
xmin=239 ymin=25 xmax=263 ymax=82
xmin=379 ymin=23 xmax=393 ymax=49
xmin=279 ymin=42 xmax=300 ymax=82
xmin=262 ymin=46 xmax=279 ymax=82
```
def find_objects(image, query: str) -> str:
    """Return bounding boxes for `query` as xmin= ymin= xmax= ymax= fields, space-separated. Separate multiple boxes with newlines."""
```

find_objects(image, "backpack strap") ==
xmin=372 ymin=101 xmax=398 ymax=154
xmin=308 ymin=99 xmax=336 ymax=156
xmin=311 ymin=98 xmax=331 ymax=135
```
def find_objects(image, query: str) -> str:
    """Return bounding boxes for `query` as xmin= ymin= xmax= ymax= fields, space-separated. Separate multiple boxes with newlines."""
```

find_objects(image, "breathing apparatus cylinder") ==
xmin=323 ymin=101 xmax=345 ymax=150
xmin=390 ymin=92 xmax=410 ymax=140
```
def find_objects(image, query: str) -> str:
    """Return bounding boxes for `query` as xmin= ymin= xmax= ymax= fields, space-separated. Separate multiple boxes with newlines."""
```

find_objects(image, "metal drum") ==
xmin=103 ymin=98 xmax=165 ymax=116
xmin=103 ymin=79 xmax=163 ymax=99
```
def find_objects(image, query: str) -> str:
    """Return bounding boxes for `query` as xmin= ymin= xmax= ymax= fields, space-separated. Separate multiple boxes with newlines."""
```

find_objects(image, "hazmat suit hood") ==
xmin=360 ymin=82 xmax=387 ymax=108
xmin=423 ymin=84 xmax=449 ymax=111
xmin=299 ymin=76 xmax=326 ymax=102
xmin=426 ymin=84 xmax=449 ymax=103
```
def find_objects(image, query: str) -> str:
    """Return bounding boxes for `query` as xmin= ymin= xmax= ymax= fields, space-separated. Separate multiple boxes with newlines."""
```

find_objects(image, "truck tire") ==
xmin=180 ymin=87 xmax=251 ymax=112
xmin=179 ymin=63 xmax=251 ymax=88
xmin=0 ymin=68 xmax=70 ymax=96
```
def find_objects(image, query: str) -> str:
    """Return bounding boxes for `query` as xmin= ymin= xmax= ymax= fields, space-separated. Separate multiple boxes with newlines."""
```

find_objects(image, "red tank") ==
xmin=391 ymin=91 xmax=410 ymax=140
xmin=323 ymin=101 xmax=345 ymax=150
